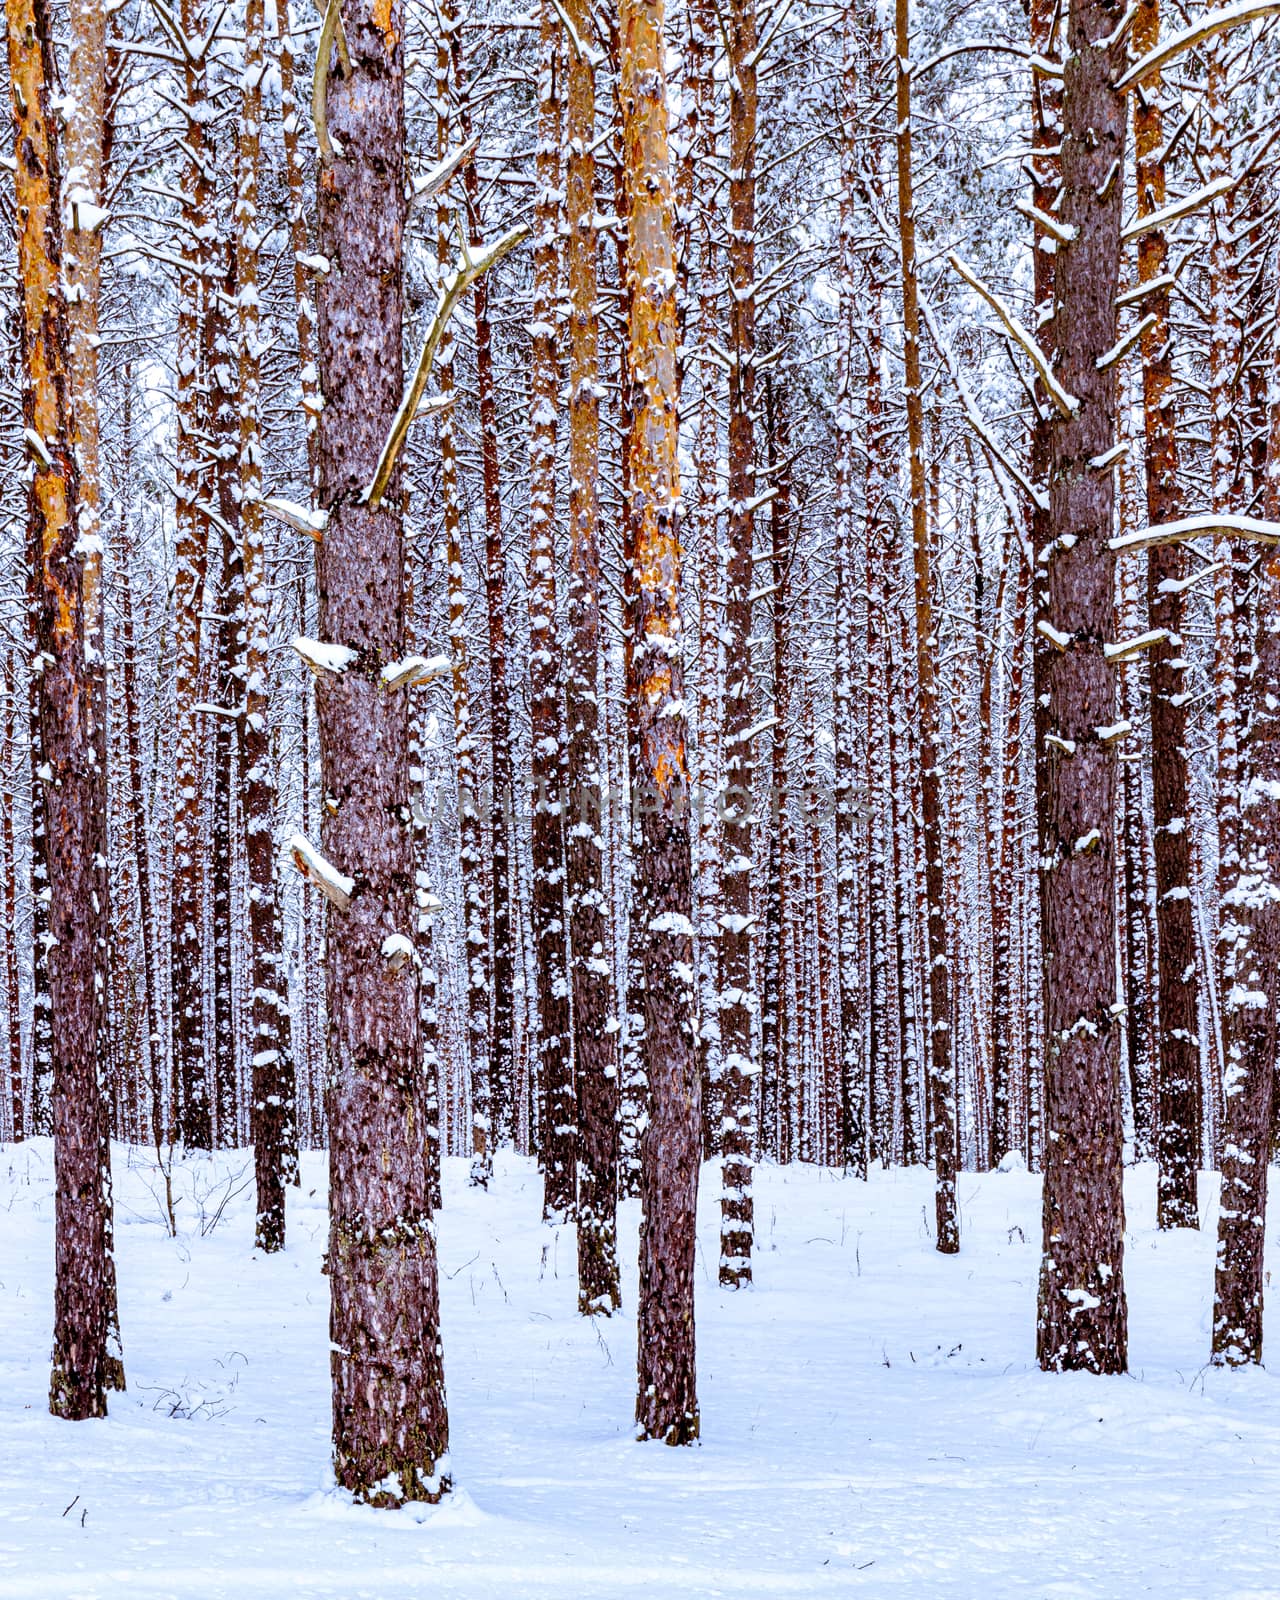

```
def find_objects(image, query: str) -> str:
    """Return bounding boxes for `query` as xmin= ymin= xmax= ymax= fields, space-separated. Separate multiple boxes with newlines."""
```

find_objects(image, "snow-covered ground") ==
xmin=1 ymin=1143 xmax=1277 ymax=1599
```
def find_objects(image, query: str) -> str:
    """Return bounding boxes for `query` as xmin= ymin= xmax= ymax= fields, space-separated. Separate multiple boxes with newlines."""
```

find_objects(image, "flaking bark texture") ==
xmin=1034 ymin=0 xmax=1129 ymax=1374
xmin=622 ymin=0 xmax=700 ymax=1445
xmin=315 ymin=0 xmax=450 ymax=1503
xmin=9 ymin=0 xmax=120 ymax=1418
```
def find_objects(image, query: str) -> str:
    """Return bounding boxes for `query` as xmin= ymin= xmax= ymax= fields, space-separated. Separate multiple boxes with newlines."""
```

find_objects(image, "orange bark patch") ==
xmin=372 ymin=0 xmax=398 ymax=52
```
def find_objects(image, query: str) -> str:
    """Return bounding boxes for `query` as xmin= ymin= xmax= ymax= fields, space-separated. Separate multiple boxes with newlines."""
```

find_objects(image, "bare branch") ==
xmin=365 ymin=223 xmax=529 ymax=509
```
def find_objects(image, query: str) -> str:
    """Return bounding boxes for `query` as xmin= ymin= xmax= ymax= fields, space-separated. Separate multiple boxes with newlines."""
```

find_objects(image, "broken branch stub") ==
xmin=288 ymin=834 xmax=354 ymax=911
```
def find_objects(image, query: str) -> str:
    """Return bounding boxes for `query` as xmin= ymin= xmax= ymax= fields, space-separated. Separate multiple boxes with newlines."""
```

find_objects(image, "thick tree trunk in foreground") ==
xmin=622 ymin=0 xmax=700 ymax=1445
xmin=9 ymin=0 xmax=120 ymax=1418
xmin=1034 ymin=0 xmax=1128 ymax=1374
xmin=315 ymin=0 xmax=449 ymax=1503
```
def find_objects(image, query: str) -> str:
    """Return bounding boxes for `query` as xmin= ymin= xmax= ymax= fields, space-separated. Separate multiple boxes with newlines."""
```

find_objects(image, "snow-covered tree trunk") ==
xmin=563 ymin=0 xmax=619 ymax=1314
xmin=9 ymin=0 xmax=121 ymax=1417
xmin=717 ymin=0 xmax=758 ymax=1286
xmin=623 ymin=0 xmax=700 ymax=1444
xmin=833 ymin=14 xmax=864 ymax=1174
xmin=432 ymin=31 xmax=491 ymax=1190
xmin=1033 ymin=0 xmax=1129 ymax=1374
xmin=314 ymin=0 xmax=450 ymax=1503
xmin=171 ymin=0 xmax=215 ymax=1150
xmin=2 ymin=678 xmax=21 ymax=1139
xmin=990 ymin=549 xmax=1029 ymax=1163
xmin=529 ymin=0 xmax=574 ymax=1220
xmin=239 ymin=0 xmax=295 ymax=1250
xmin=894 ymin=0 xmax=957 ymax=1250
xmin=1209 ymin=276 xmax=1280 ymax=1366
xmin=1132 ymin=0 xmax=1202 ymax=1229
xmin=444 ymin=6 xmax=517 ymax=1159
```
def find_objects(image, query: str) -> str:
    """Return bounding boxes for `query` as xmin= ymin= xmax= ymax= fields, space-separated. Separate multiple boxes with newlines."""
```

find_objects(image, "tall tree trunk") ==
xmin=431 ymin=20 xmax=490 ymax=1189
xmin=759 ymin=388 xmax=790 ymax=1163
xmin=1211 ymin=284 xmax=1280 ymax=1367
xmin=894 ymin=0 xmax=956 ymax=1250
xmin=448 ymin=25 xmax=517 ymax=1163
xmin=990 ymin=548 xmax=1029 ymax=1163
xmin=530 ymin=1 xmax=574 ymax=1219
xmin=171 ymin=0 xmax=214 ymax=1150
xmin=3 ymin=674 xmax=21 ymax=1139
xmin=833 ymin=24 xmax=864 ymax=1175
xmin=9 ymin=0 xmax=121 ymax=1417
xmin=315 ymin=0 xmax=449 ymax=1503
xmin=623 ymin=0 xmax=700 ymax=1444
xmin=1132 ymin=0 xmax=1201 ymax=1227
xmin=718 ymin=0 xmax=758 ymax=1285
xmin=239 ymin=0 xmax=295 ymax=1249
xmin=1033 ymin=0 xmax=1129 ymax=1374
xmin=563 ymin=0 xmax=619 ymax=1313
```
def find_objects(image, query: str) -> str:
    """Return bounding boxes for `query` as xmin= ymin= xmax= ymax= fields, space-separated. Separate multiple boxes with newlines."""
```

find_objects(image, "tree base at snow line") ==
xmin=49 ymin=1361 xmax=107 ymax=1422
xmin=577 ymin=1212 xmax=622 ymax=1317
xmin=636 ymin=1407 xmax=701 ymax=1448
xmin=1155 ymin=1171 xmax=1199 ymax=1232
xmin=330 ymin=1215 xmax=451 ymax=1507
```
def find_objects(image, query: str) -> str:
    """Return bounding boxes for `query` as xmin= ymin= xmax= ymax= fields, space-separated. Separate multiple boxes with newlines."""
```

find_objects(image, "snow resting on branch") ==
xmin=410 ymin=136 xmax=479 ymax=208
xmin=1111 ymin=513 xmax=1280 ymax=554
xmin=947 ymin=253 xmax=1080 ymax=418
xmin=288 ymin=835 xmax=354 ymax=911
xmin=381 ymin=653 xmax=452 ymax=691
xmin=1104 ymin=629 xmax=1169 ymax=662
xmin=260 ymin=496 xmax=329 ymax=540
xmin=1116 ymin=0 xmax=1280 ymax=91
xmin=291 ymin=635 xmax=357 ymax=675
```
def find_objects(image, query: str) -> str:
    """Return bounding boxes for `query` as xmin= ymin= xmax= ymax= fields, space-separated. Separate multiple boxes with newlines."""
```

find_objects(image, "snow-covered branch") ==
xmin=259 ymin=496 xmax=329 ymax=541
xmin=291 ymin=635 xmax=357 ymax=675
xmin=1111 ymin=514 xmax=1280 ymax=553
xmin=1115 ymin=0 xmax=1280 ymax=90
xmin=410 ymin=136 xmax=479 ymax=208
xmin=947 ymin=253 xmax=1080 ymax=419
xmin=381 ymin=653 xmax=452 ymax=691
xmin=288 ymin=835 xmax=353 ymax=911
xmin=1105 ymin=630 xmax=1169 ymax=662
xmin=1121 ymin=176 xmax=1234 ymax=241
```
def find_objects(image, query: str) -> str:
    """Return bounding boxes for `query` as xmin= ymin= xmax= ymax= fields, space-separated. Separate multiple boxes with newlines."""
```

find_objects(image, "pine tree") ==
xmin=313 ymin=0 xmax=449 ymax=1503
xmin=623 ymin=0 xmax=701 ymax=1446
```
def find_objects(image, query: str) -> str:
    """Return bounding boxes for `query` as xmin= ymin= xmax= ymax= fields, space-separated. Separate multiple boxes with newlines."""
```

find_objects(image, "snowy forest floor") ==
xmin=1 ymin=1146 xmax=1278 ymax=1599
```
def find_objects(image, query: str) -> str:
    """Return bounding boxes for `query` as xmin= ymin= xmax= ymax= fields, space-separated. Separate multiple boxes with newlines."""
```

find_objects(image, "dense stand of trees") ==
xmin=5 ymin=0 xmax=1280 ymax=1504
